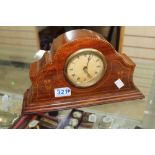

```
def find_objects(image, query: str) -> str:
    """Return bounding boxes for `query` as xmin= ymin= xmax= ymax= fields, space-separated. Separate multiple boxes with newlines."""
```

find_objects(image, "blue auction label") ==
xmin=54 ymin=87 xmax=71 ymax=97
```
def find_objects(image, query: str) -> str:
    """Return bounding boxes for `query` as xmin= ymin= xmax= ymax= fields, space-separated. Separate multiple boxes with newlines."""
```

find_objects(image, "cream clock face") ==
xmin=64 ymin=48 xmax=107 ymax=88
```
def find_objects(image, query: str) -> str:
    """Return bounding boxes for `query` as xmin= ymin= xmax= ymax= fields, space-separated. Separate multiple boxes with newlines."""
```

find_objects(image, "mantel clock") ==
xmin=22 ymin=29 xmax=144 ymax=114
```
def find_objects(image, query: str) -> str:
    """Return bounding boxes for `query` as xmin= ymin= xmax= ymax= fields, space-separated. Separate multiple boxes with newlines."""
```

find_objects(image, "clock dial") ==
xmin=64 ymin=48 xmax=107 ymax=87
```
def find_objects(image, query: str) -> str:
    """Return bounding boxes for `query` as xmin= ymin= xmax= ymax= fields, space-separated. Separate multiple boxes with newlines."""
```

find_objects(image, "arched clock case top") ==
xmin=22 ymin=29 xmax=144 ymax=114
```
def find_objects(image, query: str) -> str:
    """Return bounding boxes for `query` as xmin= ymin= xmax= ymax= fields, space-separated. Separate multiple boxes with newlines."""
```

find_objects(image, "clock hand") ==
xmin=83 ymin=66 xmax=92 ymax=78
xmin=83 ymin=54 xmax=93 ymax=78
xmin=86 ymin=54 xmax=92 ymax=67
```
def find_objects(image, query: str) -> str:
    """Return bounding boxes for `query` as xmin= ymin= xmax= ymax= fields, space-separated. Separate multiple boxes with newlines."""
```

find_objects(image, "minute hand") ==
xmin=86 ymin=55 xmax=92 ymax=67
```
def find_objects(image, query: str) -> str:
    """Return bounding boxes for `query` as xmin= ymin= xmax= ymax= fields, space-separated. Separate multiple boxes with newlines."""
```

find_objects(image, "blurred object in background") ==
xmin=0 ymin=91 xmax=22 ymax=128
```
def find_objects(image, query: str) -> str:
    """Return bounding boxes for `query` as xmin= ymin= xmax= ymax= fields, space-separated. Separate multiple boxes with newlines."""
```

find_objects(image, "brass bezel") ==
xmin=64 ymin=48 xmax=107 ymax=88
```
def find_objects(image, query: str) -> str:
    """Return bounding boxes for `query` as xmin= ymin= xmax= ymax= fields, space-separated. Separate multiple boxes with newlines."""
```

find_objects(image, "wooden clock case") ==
xmin=22 ymin=29 xmax=144 ymax=114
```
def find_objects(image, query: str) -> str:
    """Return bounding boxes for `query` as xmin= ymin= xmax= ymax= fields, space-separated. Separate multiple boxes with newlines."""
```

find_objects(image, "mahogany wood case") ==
xmin=22 ymin=29 xmax=144 ymax=114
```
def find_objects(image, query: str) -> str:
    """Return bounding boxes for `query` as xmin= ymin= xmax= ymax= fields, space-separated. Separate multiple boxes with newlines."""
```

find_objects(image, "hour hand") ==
xmin=83 ymin=66 xmax=92 ymax=78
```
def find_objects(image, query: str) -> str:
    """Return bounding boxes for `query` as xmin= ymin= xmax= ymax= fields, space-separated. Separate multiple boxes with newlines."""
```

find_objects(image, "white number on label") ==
xmin=54 ymin=87 xmax=71 ymax=97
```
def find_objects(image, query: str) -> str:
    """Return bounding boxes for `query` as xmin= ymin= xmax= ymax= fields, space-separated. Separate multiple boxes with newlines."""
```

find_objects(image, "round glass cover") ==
xmin=64 ymin=48 xmax=107 ymax=88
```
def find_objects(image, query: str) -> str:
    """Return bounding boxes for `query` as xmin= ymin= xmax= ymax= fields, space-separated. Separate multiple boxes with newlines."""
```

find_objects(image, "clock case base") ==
xmin=22 ymin=29 xmax=144 ymax=114
xmin=22 ymin=87 xmax=144 ymax=114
